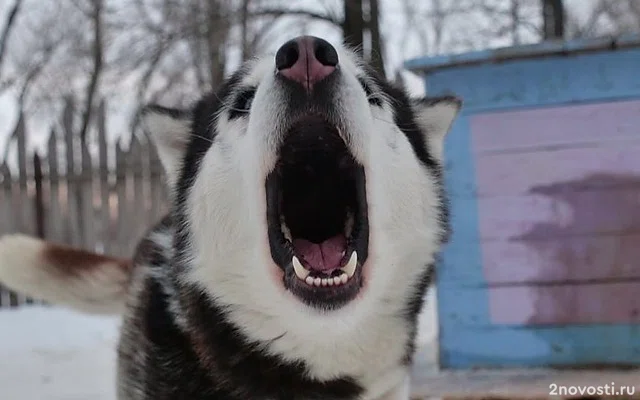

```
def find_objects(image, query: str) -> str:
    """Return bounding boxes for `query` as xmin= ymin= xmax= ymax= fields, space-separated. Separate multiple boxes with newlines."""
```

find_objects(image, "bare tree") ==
xmin=510 ymin=0 xmax=522 ymax=45
xmin=205 ymin=1 xmax=230 ymax=89
xmin=343 ymin=0 xmax=364 ymax=53
xmin=542 ymin=0 xmax=565 ymax=40
xmin=250 ymin=7 xmax=341 ymax=25
xmin=11 ymin=0 xmax=625 ymax=152
xmin=368 ymin=0 xmax=385 ymax=76
xmin=78 ymin=0 xmax=104 ymax=145
xmin=0 ymin=0 xmax=23 ymax=75
xmin=239 ymin=0 xmax=252 ymax=61
xmin=564 ymin=0 xmax=640 ymax=39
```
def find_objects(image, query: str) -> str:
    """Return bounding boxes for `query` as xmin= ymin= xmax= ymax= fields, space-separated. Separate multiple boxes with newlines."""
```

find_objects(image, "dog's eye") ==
xmin=229 ymin=88 xmax=256 ymax=119
xmin=358 ymin=78 xmax=383 ymax=107
xmin=242 ymin=95 xmax=254 ymax=110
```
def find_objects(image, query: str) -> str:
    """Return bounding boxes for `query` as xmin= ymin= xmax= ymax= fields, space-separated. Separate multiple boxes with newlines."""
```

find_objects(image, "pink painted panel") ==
xmin=473 ymin=101 xmax=640 ymax=325
xmin=471 ymin=99 xmax=640 ymax=153
xmin=488 ymin=282 xmax=640 ymax=325
xmin=477 ymin=188 xmax=640 ymax=240
xmin=474 ymin=143 xmax=640 ymax=196
xmin=482 ymin=234 xmax=640 ymax=284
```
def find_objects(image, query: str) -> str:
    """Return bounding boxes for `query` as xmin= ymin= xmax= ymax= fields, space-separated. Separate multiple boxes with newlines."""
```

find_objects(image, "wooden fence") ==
xmin=0 ymin=102 xmax=169 ymax=308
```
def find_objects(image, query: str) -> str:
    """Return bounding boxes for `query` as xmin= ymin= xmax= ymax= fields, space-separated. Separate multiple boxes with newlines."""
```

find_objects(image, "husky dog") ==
xmin=0 ymin=36 xmax=460 ymax=399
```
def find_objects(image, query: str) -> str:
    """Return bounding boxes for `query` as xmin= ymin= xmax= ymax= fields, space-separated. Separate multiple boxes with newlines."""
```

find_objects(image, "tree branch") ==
xmin=342 ymin=0 xmax=364 ymax=53
xmin=249 ymin=8 xmax=342 ymax=26
xmin=78 ymin=0 xmax=104 ymax=145
xmin=239 ymin=0 xmax=251 ymax=61
xmin=130 ymin=38 xmax=171 ymax=134
xmin=0 ymin=0 xmax=23 ymax=75
xmin=368 ymin=0 xmax=386 ymax=76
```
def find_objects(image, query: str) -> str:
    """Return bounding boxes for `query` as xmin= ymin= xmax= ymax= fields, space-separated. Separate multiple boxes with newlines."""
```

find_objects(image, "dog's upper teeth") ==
xmin=292 ymin=256 xmax=310 ymax=279
xmin=342 ymin=251 xmax=358 ymax=278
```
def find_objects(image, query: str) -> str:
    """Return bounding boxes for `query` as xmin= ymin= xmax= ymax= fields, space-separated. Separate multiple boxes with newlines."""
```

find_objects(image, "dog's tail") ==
xmin=0 ymin=234 xmax=132 ymax=315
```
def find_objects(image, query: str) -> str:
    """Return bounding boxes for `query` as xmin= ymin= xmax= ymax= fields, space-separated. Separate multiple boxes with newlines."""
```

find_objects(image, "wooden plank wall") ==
xmin=471 ymin=99 xmax=640 ymax=326
xmin=424 ymin=45 xmax=640 ymax=368
xmin=0 ymin=101 xmax=169 ymax=308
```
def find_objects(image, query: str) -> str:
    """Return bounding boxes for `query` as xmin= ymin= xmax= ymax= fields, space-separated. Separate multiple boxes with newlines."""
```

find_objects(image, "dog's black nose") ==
xmin=275 ymin=36 xmax=339 ymax=91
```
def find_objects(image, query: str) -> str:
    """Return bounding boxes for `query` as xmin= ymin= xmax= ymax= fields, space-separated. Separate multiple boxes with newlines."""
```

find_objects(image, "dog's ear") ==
xmin=412 ymin=96 xmax=462 ymax=162
xmin=140 ymin=105 xmax=191 ymax=189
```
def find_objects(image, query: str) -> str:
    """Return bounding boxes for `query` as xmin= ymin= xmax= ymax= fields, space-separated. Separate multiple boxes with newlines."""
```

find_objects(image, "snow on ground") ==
xmin=0 ymin=293 xmax=438 ymax=400
xmin=0 ymin=306 xmax=120 ymax=400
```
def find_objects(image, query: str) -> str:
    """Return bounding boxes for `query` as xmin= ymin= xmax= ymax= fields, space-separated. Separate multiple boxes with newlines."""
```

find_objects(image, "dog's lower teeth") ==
xmin=294 ymin=255 xmax=355 ymax=287
xmin=292 ymin=256 xmax=310 ymax=279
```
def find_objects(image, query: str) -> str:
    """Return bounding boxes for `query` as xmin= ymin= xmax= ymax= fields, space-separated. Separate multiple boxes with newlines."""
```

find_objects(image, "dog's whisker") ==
xmin=188 ymin=133 xmax=215 ymax=144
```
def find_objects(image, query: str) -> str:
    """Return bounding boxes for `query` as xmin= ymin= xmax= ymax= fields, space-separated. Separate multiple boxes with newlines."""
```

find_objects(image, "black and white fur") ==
xmin=0 ymin=38 xmax=461 ymax=400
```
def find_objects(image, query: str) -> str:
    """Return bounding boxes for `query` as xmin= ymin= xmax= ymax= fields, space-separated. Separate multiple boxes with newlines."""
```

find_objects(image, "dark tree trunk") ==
xmin=0 ymin=0 xmax=22 ymax=75
xmin=343 ymin=0 xmax=364 ymax=54
xmin=79 ymin=0 xmax=104 ymax=145
xmin=368 ymin=0 xmax=385 ymax=77
xmin=205 ymin=0 xmax=228 ymax=90
xmin=0 ymin=0 xmax=23 ymax=75
xmin=240 ymin=0 xmax=251 ymax=61
xmin=33 ymin=152 xmax=45 ymax=239
xmin=542 ymin=0 xmax=565 ymax=40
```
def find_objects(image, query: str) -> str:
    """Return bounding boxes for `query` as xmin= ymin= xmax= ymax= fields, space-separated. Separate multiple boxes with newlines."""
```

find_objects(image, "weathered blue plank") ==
xmin=438 ymin=283 xmax=640 ymax=328
xmin=562 ymin=36 xmax=612 ymax=53
xmin=617 ymin=32 xmax=640 ymax=48
xmin=440 ymin=324 xmax=640 ymax=368
xmin=491 ymin=39 xmax=565 ymax=60
xmin=437 ymin=236 xmax=484 ymax=286
xmin=425 ymin=48 xmax=640 ymax=113
xmin=437 ymin=285 xmax=489 ymax=328
xmin=404 ymin=49 xmax=495 ymax=73
xmin=439 ymin=114 xmax=483 ymax=285
xmin=437 ymin=112 xmax=490 ymax=368
xmin=405 ymin=34 xmax=640 ymax=74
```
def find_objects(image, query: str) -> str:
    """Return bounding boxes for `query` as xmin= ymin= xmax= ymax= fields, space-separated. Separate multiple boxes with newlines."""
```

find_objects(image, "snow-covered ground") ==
xmin=0 ymin=307 xmax=120 ymax=400
xmin=0 ymin=290 xmax=438 ymax=400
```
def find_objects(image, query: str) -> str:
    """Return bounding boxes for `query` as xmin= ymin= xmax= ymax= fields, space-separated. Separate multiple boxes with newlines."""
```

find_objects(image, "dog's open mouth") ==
xmin=266 ymin=115 xmax=369 ymax=309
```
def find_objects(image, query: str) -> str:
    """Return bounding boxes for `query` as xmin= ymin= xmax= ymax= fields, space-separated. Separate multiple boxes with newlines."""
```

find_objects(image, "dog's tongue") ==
xmin=293 ymin=234 xmax=346 ymax=272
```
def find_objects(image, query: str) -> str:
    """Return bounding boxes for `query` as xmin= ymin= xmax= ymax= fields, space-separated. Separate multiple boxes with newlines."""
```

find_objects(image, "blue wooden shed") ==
xmin=405 ymin=35 xmax=640 ymax=370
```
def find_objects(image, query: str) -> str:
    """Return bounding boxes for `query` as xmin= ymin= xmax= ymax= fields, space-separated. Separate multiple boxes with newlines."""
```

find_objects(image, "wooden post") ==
xmin=97 ymin=99 xmax=111 ymax=254
xmin=129 ymin=135 xmax=144 ymax=255
xmin=0 ymin=163 xmax=13 ymax=308
xmin=63 ymin=97 xmax=80 ymax=246
xmin=33 ymin=152 xmax=45 ymax=239
xmin=46 ymin=129 xmax=61 ymax=242
xmin=15 ymin=112 xmax=30 ymax=305
xmin=115 ymin=139 xmax=128 ymax=257
xmin=79 ymin=141 xmax=94 ymax=251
